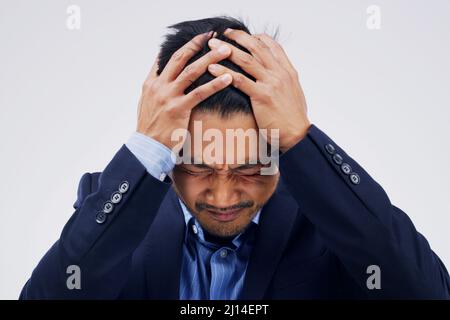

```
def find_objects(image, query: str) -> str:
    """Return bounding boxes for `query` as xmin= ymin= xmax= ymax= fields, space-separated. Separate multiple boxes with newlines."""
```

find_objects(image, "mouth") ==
xmin=206 ymin=208 xmax=244 ymax=222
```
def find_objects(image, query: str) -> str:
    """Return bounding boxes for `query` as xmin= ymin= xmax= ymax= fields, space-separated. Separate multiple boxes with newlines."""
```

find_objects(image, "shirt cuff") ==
xmin=125 ymin=132 xmax=176 ymax=181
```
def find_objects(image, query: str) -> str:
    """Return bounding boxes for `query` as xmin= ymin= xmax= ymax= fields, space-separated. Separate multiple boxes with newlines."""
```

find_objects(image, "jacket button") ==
xmin=349 ymin=173 xmax=360 ymax=185
xmin=333 ymin=153 xmax=343 ymax=165
xmin=341 ymin=163 xmax=352 ymax=175
xmin=111 ymin=192 xmax=122 ymax=204
xmin=96 ymin=212 xmax=107 ymax=224
xmin=119 ymin=181 xmax=129 ymax=194
xmin=325 ymin=144 xmax=335 ymax=154
xmin=103 ymin=201 xmax=114 ymax=214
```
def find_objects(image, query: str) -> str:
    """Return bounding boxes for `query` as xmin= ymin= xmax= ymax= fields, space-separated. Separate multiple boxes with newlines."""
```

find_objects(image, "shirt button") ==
xmin=111 ymin=191 xmax=122 ymax=204
xmin=325 ymin=144 xmax=335 ymax=154
xmin=220 ymin=249 xmax=228 ymax=258
xmin=341 ymin=163 xmax=352 ymax=175
xmin=118 ymin=181 xmax=129 ymax=194
xmin=333 ymin=153 xmax=343 ymax=165
xmin=192 ymin=224 xmax=198 ymax=235
xmin=96 ymin=212 xmax=107 ymax=224
xmin=350 ymin=173 xmax=361 ymax=185
xmin=103 ymin=201 xmax=114 ymax=214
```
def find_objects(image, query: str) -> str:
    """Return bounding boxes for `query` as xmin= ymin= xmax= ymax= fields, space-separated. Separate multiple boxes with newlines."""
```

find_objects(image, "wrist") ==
xmin=126 ymin=132 xmax=176 ymax=180
xmin=280 ymin=121 xmax=311 ymax=153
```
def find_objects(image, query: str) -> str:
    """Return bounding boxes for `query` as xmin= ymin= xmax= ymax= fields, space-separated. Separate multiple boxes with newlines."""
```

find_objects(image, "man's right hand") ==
xmin=136 ymin=31 xmax=233 ymax=151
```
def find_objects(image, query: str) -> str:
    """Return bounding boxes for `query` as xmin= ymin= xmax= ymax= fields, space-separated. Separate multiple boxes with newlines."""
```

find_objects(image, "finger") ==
xmin=208 ymin=37 xmax=268 ymax=81
xmin=172 ymin=43 xmax=232 ymax=92
xmin=223 ymin=28 xmax=279 ymax=70
xmin=207 ymin=63 xmax=259 ymax=97
xmin=160 ymin=31 xmax=213 ymax=82
xmin=181 ymin=73 xmax=233 ymax=110
xmin=256 ymin=34 xmax=298 ymax=78
xmin=145 ymin=56 xmax=160 ymax=82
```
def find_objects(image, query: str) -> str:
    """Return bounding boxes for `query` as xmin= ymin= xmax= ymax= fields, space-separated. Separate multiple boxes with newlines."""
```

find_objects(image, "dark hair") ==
xmin=157 ymin=16 xmax=279 ymax=117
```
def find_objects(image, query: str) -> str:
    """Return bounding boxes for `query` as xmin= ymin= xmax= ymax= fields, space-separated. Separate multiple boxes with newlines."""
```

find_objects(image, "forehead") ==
xmin=184 ymin=110 xmax=262 ymax=166
xmin=188 ymin=110 xmax=257 ymax=132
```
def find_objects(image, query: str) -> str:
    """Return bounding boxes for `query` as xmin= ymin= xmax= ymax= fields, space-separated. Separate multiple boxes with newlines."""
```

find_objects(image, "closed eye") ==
xmin=176 ymin=166 xmax=213 ymax=176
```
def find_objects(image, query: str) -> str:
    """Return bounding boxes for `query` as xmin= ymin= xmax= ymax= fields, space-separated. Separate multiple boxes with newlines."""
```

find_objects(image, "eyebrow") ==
xmin=188 ymin=160 xmax=263 ymax=170
xmin=191 ymin=163 xmax=212 ymax=169
xmin=230 ymin=163 xmax=262 ymax=170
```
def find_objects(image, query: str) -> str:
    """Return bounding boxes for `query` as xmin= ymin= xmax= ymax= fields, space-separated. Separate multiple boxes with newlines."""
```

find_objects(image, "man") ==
xmin=20 ymin=16 xmax=450 ymax=299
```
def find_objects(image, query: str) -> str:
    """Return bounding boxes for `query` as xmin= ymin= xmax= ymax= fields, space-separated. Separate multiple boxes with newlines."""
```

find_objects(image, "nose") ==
xmin=204 ymin=174 xmax=241 ymax=209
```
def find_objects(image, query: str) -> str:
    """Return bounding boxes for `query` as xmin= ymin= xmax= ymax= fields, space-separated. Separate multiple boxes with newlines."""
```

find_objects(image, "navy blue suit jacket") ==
xmin=20 ymin=125 xmax=450 ymax=299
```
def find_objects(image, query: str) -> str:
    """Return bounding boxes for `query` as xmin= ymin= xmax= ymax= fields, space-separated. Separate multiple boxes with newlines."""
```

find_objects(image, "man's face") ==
xmin=172 ymin=110 xmax=280 ymax=238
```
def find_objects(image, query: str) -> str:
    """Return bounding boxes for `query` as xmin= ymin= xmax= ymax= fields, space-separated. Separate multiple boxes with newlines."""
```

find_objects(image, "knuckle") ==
xmin=258 ymin=91 xmax=271 ymax=103
xmin=213 ymin=48 xmax=228 ymax=59
xmin=210 ymin=79 xmax=222 ymax=90
xmin=156 ymin=96 xmax=167 ymax=106
xmin=150 ymin=82 xmax=161 ymax=94
xmin=193 ymin=89 xmax=206 ymax=102
xmin=260 ymin=41 xmax=270 ymax=50
xmin=167 ymin=104 xmax=180 ymax=117
xmin=182 ymin=64 xmax=197 ymax=78
xmin=234 ymin=73 xmax=245 ymax=88
xmin=259 ymin=34 xmax=271 ymax=44
xmin=255 ymin=37 xmax=268 ymax=49
xmin=208 ymin=49 xmax=222 ymax=61
xmin=190 ymin=38 xmax=203 ymax=51
xmin=226 ymin=29 xmax=238 ymax=37
xmin=173 ymin=77 xmax=190 ymax=89
xmin=143 ymin=80 xmax=157 ymax=94
xmin=172 ymin=49 xmax=184 ymax=62
xmin=240 ymin=53 xmax=254 ymax=66
xmin=154 ymin=90 xmax=167 ymax=105
xmin=256 ymin=84 xmax=273 ymax=102
xmin=246 ymin=41 xmax=257 ymax=52
xmin=271 ymin=77 xmax=282 ymax=89
xmin=185 ymin=46 xmax=197 ymax=55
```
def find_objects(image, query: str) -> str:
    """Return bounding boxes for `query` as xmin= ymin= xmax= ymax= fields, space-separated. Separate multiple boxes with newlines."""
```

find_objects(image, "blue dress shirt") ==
xmin=126 ymin=132 xmax=261 ymax=300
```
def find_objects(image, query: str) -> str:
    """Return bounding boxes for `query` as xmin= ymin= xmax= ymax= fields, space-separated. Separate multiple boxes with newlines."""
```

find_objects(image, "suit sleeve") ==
xmin=279 ymin=124 xmax=450 ymax=299
xmin=19 ymin=145 xmax=172 ymax=299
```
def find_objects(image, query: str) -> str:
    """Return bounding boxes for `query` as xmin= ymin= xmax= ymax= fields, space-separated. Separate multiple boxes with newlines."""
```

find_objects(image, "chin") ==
xmin=205 ymin=226 xmax=245 ymax=238
xmin=195 ymin=206 xmax=261 ymax=238
xmin=201 ymin=218 xmax=253 ymax=238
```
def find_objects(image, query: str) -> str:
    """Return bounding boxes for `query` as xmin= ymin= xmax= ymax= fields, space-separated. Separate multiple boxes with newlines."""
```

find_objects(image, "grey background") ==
xmin=1 ymin=0 xmax=449 ymax=299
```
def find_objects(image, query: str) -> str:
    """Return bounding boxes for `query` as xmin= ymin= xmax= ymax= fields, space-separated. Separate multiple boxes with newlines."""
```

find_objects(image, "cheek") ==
xmin=173 ymin=174 xmax=204 ymax=201
xmin=238 ymin=176 xmax=279 ymax=200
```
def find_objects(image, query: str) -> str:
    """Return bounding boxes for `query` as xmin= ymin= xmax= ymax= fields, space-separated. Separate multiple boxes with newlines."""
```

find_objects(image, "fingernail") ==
xmin=220 ymin=73 xmax=232 ymax=83
xmin=208 ymin=38 xmax=220 ymax=48
xmin=208 ymin=64 xmax=219 ymax=72
xmin=224 ymin=28 xmax=232 ymax=34
xmin=218 ymin=45 xmax=230 ymax=54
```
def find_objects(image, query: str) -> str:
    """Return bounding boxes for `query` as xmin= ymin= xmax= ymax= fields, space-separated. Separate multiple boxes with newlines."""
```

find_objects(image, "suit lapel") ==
xmin=241 ymin=178 xmax=299 ymax=299
xmin=144 ymin=187 xmax=185 ymax=299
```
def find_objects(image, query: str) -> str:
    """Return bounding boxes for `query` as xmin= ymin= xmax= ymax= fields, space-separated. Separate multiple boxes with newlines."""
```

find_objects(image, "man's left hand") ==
xmin=207 ymin=28 xmax=311 ymax=152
